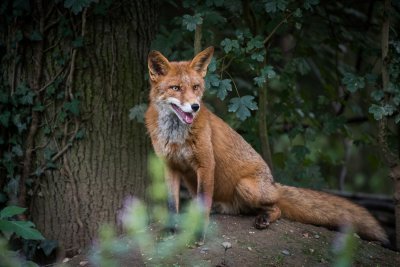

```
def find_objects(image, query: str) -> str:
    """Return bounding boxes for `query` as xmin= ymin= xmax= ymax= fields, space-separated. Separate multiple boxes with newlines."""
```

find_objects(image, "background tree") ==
xmin=0 ymin=0 xmax=157 ymax=256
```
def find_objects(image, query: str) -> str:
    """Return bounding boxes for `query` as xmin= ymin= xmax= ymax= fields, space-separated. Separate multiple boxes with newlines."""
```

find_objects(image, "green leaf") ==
xmin=63 ymin=98 xmax=80 ymax=116
xmin=64 ymin=0 xmax=94 ymax=15
xmin=0 ymin=220 xmax=44 ymax=240
xmin=0 ymin=206 xmax=26 ymax=219
xmin=303 ymin=0 xmax=319 ymax=10
xmin=246 ymin=36 xmax=264 ymax=52
xmin=40 ymin=240 xmax=58 ymax=256
xmin=254 ymin=65 xmax=276 ymax=87
xmin=294 ymin=58 xmax=310 ymax=75
xmin=205 ymin=73 xmax=220 ymax=89
xmin=75 ymin=128 xmax=85 ymax=140
xmin=254 ymin=76 xmax=266 ymax=87
xmin=250 ymin=50 xmax=265 ymax=62
xmin=12 ymin=145 xmax=23 ymax=157
xmin=370 ymin=90 xmax=384 ymax=101
xmin=342 ymin=72 xmax=365 ymax=93
xmin=19 ymin=91 xmax=35 ymax=105
xmin=395 ymin=114 xmax=400 ymax=124
xmin=182 ymin=14 xmax=203 ymax=32
xmin=0 ymin=90 xmax=8 ymax=104
xmin=129 ymin=104 xmax=148 ymax=123
xmin=0 ymin=111 xmax=11 ymax=127
xmin=294 ymin=8 xmax=302 ymax=17
xmin=228 ymin=95 xmax=258 ymax=121
xmin=220 ymin=38 xmax=239 ymax=53
xmin=291 ymin=145 xmax=310 ymax=160
xmin=29 ymin=30 xmax=42 ymax=41
xmin=72 ymin=36 xmax=84 ymax=48
xmin=216 ymin=79 xmax=232 ymax=100
xmin=368 ymin=104 xmax=385 ymax=120
xmin=265 ymin=0 xmax=288 ymax=13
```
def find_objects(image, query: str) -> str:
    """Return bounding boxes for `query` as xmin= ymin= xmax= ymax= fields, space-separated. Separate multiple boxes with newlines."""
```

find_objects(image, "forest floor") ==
xmin=67 ymin=214 xmax=400 ymax=267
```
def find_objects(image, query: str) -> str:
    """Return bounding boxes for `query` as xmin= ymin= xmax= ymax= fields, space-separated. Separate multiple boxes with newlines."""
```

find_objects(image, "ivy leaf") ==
xmin=0 ymin=206 xmax=26 ymax=219
xmin=265 ymin=0 xmax=288 ymax=13
xmin=0 ymin=220 xmax=44 ymax=240
xmin=216 ymin=79 xmax=232 ymax=100
xmin=12 ymin=145 xmax=23 ymax=157
xmin=395 ymin=114 xmax=400 ymax=124
xmin=75 ymin=128 xmax=85 ymax=140
xmin=129 ymin=104 xmax=148 ymax=123
xmin=294 ymin=8 xmax=302 ymax=17
xmin=0 ymin=90 xmax=8 ymax=104
xmin=182 ymin=14 xmax=203 ymax=32
xmin=220 ymin=38 xmax=239 ymax=53
xmin=29 ymin=30 xmax=42 ymax=41
xmin=19 ymin=91 xmax=35 ymax=105
xmin=64 ymin=0 xmax=94 ymax=15
xmin=0 ymin=111 xmax=11 ymax=127
xmin=40 ymin=240 xmax=59 ymax=257
xmin=342 ymin=72 xmax=365 ymax=93
xmin=303 ymin=0 xmax=319 ymax=10
xmin=228 ymin=95 xmax=258 ymax=121
xmin=72 ymin=36 xmax=84 ymax=48
xmin=63 ymin=99 xmax=80 ymax=116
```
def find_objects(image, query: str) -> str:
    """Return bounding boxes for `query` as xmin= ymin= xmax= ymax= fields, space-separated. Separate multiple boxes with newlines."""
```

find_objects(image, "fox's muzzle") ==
xmin=191 ymin=103 xmax=200 ymax=112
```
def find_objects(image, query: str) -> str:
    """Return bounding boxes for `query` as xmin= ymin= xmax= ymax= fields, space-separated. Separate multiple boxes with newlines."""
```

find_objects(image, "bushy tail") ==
xmin=275 ymin=183 xmax=388 ymax=244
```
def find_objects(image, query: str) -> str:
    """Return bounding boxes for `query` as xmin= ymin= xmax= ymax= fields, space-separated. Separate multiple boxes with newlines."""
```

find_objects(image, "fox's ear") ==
xmin=190 ymin=46 xmax=214 ymax=77
xmin=148 ymin=50 xmax=171 ymax=82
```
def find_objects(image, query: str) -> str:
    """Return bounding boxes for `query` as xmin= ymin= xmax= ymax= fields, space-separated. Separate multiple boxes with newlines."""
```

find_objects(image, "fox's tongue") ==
xmin=171 ymin=104 xmax=194 ymax=124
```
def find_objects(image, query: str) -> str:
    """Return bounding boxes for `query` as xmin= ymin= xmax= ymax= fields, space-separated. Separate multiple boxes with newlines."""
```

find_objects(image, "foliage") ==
xmin=129 ymin=0 xmax=399 ymax=193
xmin=90 ymin=155 xmax=209 ymax=266
xmin=0 ymin=206 xmax=45 ymax=267
xmin=332 ymin=227 xmax=358 ymax=267
xmin=0 ymin=206 xmax=44 ymax=240
xmin=0 ymin=0 xmax=111 ymax=262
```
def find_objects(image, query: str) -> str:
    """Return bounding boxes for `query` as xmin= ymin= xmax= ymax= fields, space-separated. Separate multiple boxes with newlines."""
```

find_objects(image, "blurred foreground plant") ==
xmin=0 ymin=206 xmax=45 ymax=267
xmin=332 ymin=227 xmax=358 ymax=267
xmin=90 ymin=154 xmax=210 ymax=266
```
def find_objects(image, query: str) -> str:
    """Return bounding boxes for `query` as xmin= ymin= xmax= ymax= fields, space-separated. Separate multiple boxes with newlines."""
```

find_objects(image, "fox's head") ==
xmin=147 ymin=47 xmax=214 ymax=125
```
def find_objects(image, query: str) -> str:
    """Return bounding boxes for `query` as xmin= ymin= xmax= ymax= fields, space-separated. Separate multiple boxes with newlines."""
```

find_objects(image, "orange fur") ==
xmin=145 ymin=47 xmax=388 ymax=243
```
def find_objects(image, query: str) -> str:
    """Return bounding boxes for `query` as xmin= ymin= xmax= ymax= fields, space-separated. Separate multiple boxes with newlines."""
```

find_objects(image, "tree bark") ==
xmin=380 ymin=0 xmax=400 ymax=250
xmin=27 ymin=1 xmax=158 ymax=255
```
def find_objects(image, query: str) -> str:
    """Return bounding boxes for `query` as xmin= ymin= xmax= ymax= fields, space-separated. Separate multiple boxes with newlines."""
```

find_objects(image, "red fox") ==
xmin=145 ymin=46 xmax=388 ymax=244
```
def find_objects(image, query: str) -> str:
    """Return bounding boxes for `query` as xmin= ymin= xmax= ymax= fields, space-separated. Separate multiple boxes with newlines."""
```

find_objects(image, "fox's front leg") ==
xmin=195 ymin=163 xmax=215 ymax=243
xmin=165 ymin=167 xmax=181 ymax=232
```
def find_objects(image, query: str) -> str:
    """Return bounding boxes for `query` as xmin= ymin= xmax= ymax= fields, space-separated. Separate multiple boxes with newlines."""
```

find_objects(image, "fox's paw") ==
xmin=254 ymin=214 xmax=270 ymax=230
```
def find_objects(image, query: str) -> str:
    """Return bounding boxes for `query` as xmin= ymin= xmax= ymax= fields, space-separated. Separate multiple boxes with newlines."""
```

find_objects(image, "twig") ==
xmin=223 ymin=71 xmax=240 ymax=98
xmin=263 ymin=12 xmax=294 ymax=45
xmin=38 ymin=66 xmax=66 ymax=93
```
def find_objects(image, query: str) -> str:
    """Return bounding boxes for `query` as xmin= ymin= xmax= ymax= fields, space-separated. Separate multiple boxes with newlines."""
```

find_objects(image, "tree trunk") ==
xmin=27 ymin=1 xmax=158 ymax=255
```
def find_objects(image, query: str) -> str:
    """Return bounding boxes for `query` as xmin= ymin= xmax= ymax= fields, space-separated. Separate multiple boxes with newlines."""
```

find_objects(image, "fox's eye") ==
xmin=193 ymin=84 xmax=200 ymax=91
xmin=170 ymin=86 xmax=180 ymax=91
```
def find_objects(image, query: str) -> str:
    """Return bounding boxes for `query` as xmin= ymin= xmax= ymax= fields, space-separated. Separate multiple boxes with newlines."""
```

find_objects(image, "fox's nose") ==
xmin=191 ymin=103 xmax=200 ymax=112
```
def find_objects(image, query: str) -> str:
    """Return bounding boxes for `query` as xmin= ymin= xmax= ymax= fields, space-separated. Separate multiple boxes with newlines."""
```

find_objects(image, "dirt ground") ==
xmin=67 ymin=214 xmax=400 ymax=267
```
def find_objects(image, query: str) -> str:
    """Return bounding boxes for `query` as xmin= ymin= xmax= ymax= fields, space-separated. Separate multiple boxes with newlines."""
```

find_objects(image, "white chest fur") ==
xmin=155 ymin=109 xmax=194 ymax=163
